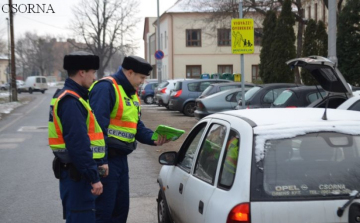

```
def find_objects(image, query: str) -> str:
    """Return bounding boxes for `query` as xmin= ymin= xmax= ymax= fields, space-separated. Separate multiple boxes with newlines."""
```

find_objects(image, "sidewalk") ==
xmin=0 ymin=92 xmax=33 ymax=120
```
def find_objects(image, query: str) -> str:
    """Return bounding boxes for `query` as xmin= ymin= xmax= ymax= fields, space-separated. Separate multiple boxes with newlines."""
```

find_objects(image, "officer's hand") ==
xmin=99 ymin=164 xmax=109 ymax=177
xmin=91 ymin=181 xmax=103 ymax=196
xmin=154 ymin=135 xmax=171 ymax=146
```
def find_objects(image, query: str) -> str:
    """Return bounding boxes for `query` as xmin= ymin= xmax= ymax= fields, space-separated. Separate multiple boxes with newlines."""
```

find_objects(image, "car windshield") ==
xmin=256 ymin=132 xmax=360 ymax=199
xmin=174 ymin=81 xmax=182 ymax=91
xmin=244 ymin=86 xmax=261 ymax=101
xmin=158 ymin=81 xmax=169 ymax=88
xmin=200 ymin=85 xmax=214 ymax=97
xmin=219 ymin=85 xmax=240 ymax=91
xmin=273 ymin=90 xmax=293 ymax=106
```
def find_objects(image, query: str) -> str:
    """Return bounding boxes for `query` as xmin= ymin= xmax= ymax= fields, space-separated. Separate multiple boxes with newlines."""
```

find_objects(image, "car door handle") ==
xmin=179 ymin=183 xmax=183 ymax=194
xmin=199 ymin=200 xmax=204 ymax=214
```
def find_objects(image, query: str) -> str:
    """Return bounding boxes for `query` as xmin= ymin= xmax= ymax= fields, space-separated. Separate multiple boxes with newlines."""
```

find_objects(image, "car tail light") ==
xmin=227 ymin=203 xmax=250 ymax=223
xmin=174 ymin=90 xmax=182 ymax=98
xmin=286 ymin=106 xmax=297 ymax=108
xmin=160 ymin=88 xmax=167 ymax=94
xmin=196 ymin=102 xmax=204 ymax=110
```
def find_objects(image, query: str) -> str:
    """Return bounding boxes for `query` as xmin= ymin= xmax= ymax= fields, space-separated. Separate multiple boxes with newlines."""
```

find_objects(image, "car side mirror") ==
xmin=159 ymin=151 xmax=177 ymax=165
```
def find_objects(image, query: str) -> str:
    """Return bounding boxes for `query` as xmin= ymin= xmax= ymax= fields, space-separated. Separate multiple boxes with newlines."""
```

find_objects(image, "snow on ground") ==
xmin=0 ymin=92 xmax=28 ymax=120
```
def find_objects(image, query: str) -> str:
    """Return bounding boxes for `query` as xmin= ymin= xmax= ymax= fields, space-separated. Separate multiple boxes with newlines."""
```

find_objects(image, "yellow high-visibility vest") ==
xmin=91 ymin=76 xmax=141 ymax=143
xmin=48 ymin=90 xmax=105 ymax=160
xmin=224 ymin=138 xmax=239 ymax=174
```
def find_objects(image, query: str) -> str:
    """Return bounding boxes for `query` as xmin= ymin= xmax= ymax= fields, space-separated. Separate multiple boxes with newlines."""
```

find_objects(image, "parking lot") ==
xmin=138 ymin=103 xmax=198 ymax=159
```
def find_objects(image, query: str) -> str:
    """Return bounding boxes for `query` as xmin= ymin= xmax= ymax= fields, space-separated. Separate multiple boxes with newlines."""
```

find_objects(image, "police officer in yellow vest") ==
xmin=89 ymin=56 xmax=169 ymax=223
xmin=221 ymin=134 xmax=239 ymax=186
xmin=48 ymin=51 xmax=108 ymax=223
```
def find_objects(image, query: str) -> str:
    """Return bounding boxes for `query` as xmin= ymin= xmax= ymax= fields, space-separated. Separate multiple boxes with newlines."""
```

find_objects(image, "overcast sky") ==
xmin=0 ymin=0 xmax=178 ymax=57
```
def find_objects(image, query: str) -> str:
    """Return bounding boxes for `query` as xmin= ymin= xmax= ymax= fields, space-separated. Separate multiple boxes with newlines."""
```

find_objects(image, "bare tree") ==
xmin=71 ymin=0 xmax=140 ymax=78
xmin=15 ymin=32 xmax=56 ymax=78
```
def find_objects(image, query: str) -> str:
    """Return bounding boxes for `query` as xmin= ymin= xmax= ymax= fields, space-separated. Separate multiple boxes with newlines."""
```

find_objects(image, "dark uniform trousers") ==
xmin=96 ymin=154 xmax=129 ymax=223
xmin=60 ymin=169 xmax=97 ymax=223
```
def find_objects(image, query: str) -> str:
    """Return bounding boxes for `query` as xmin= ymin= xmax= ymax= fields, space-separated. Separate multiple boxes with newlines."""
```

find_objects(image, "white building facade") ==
xmin=143 ymin=0 xmax=331 ymax=83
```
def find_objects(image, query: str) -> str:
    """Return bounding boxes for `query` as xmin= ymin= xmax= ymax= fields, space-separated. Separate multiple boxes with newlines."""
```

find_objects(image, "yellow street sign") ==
xmin=231 ymin=19 xmax=254 ymax=54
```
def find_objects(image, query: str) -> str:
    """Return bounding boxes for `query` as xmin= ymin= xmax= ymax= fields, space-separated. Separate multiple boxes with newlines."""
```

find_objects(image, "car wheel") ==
xmin=145 ymin=96 xmax=154 ymax=104
xmin=29 ymin=88 xmax=33 ymax=94
xmin=41 ymin=90 xmax=45 ymax=94
xmin=183 ymin=102 xmax=195 ymax=117
xmin=157 ymin=190 xmax=171 ymax=223
xmin=165 ymin=105 xmax=170 ymax=110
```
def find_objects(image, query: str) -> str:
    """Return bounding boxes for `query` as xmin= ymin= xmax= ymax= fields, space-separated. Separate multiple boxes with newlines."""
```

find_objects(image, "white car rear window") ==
xmin=255 ymin=132 xmax=360 ymax=199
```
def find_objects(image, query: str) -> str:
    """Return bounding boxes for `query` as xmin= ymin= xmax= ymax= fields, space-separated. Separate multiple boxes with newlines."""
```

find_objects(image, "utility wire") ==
xmin=16 ymin=14 xmax=71 ymax=31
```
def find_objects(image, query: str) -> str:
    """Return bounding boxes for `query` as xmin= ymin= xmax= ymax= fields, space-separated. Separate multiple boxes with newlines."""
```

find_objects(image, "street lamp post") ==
xmin=156 ymin=0 xmax=162 ymax=83
xmin=6 ymin=17 xmax=11 ymax=101
xmin=328 ymin=0 xmax=337 ymax=65
xmin=9 ymin=0 xmax=17 ymax=101
xmin=239 ymin=0 xmax=245 ymax=109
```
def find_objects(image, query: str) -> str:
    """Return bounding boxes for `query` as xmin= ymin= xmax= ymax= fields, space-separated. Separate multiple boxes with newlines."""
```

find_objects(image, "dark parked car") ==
xmin=195 ymin=87 xmax=250 ymax=120
xmin=235 ymin=83 xmax=299 ymax=109
xmin=286 ymin=56 xmax=353 ymax=109
xmin=137 ymin=79 xmax=158 ymax=96
xmin=271 ymin=86 xmax=326 ymax=108
xmin=199 ymin=82 xmax=255 ymax=98
xmin=168 ymin=79 xmax=231 ymax=116
xmin=139 ymin=81 xmax=158 ymax=104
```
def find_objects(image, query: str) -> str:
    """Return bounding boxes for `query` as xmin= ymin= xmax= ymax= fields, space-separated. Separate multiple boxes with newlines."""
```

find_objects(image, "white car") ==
xmin=155 ymin=79 xmax=191 ymax=108
xmin=337 ymin=91 xmax=360 ymax=111
xmin=157 ymin=108 xmax=360 ymax=223
xmin=287 ymin=56 xmax=353 ymax=108
xmin=19 ymin=76 xmax=48 ymax=94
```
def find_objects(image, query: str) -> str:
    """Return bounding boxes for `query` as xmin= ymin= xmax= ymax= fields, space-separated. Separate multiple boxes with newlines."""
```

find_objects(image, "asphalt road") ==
xmin=0 ymin=87 xmax=197 ymax=223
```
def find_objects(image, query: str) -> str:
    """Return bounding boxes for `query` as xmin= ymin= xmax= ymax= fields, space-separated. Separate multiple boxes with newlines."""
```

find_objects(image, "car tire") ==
xmin=144 ymin=96 xmax=154 ymax=104
xmin=41 ymin=90 xmax=45 ymax=94
xmin=183 ymin=102 xmax=196 ymax=117
xmin=157 ymin=190 xmax=171 ymax=223
xmin=29 ymin=88 xmax=33 ymax=94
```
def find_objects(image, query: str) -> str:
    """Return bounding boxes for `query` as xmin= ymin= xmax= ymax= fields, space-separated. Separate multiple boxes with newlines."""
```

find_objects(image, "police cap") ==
xmin=122 ymin=56 xmax=152 ymax=76
xmin=63 ymin=51 xmax=100 ymax=71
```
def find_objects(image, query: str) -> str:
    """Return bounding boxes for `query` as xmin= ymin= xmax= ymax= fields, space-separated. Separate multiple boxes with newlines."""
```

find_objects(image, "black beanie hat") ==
xmin=122 ymin=56 xmax=152 ymax=76
xmin=63 ymin=51 xmax=100 ymax=71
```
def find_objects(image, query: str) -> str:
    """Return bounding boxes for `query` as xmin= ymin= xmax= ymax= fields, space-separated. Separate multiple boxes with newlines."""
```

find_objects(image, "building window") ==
xmin=186 ymin=29 xmax=201 ymax=47
xmin=315 ymin=3 xmax=318 ymax=21
xmin=218 ymin=65 xmax=233 ymax=74
xmin=254 ymin=28 xmax=263 ymax=46
xmin=217 ymin=29 xmax=231 ymax=46
xmin=308 ymin=6 xmax=311 ymax=19
xmin=186 ymin=65 xmax=202 ymax=78
xmin=252 ymin=65 xmax=261 ymax=82
xmin=322 ymin=3 xmax=326 ymax=22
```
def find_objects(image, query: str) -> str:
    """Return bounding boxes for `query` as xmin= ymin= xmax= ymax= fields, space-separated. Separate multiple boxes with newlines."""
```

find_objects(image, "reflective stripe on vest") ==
xmin=224 ymin=138 xmax=239 ymax=174
xmin=48 ymin=90 xmax=105 ymax=159
xmin=94 ymin=76 xmax=140 ymax=143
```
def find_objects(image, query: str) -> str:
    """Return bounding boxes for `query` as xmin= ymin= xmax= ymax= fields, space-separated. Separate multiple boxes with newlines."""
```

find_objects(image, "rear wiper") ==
xmin=337 ymin=190 xmax=360 ymax=217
